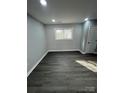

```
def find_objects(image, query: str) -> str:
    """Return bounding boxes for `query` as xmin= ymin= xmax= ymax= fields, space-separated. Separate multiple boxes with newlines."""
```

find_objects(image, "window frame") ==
xmin=54 ymin=28 xmax=73 ymax=40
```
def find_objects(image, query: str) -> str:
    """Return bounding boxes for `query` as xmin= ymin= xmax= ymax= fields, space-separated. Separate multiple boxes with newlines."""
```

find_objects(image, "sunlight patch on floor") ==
xmin=75 ymin=60 xmax=97 ymax=72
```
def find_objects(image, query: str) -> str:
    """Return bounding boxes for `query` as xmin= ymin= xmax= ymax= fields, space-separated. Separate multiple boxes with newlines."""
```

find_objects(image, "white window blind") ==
xmin=55 ymin=28 xmax=73 ymax=40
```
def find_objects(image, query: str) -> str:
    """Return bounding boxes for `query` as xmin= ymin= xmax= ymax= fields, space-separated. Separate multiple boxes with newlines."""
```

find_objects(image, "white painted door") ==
xmin=86 ymin=26 xmax=97 ymax=53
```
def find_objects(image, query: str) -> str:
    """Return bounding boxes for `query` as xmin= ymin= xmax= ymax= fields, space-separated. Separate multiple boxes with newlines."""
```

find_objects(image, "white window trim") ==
xmin=54 ymin=28 xmax=73 ymax=40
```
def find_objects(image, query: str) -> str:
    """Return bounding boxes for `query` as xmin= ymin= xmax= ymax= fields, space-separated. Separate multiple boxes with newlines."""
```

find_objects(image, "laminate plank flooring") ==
xmin=27 ymin=51 xmax=97 ymax=93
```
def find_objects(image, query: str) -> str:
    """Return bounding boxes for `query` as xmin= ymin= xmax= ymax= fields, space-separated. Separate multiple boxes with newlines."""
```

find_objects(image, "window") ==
xmin=55 ymin=28 xmax=73 ymax=40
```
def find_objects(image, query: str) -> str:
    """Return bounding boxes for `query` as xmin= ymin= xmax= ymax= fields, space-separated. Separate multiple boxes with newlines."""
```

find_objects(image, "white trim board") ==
xmin=79 ymin=50 xmax=97 ymax=54
xmin=27 ymin=51 xmax=48 ymax=77
xmin=48 ymin=49 xmax=80 ymax=52
xmin=79 ymin=50 xmax=86 ymax=54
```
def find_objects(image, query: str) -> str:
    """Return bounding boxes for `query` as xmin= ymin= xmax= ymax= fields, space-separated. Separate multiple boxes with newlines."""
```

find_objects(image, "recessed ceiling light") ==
xmin=85 ymin=18 xmax=88 ymax=21
xmin=40 ymin=0 xmax=47 ymax=6
xmin=52 ymin=19 xmax=55 ymax=22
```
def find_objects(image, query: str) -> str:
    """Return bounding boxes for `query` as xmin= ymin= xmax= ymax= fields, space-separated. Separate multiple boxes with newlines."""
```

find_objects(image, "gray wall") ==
xmin=27 ymin=16 xmax=47 ymax=73
xmin=81 ymin=20 xmax=97 ymax=52
xmin=45 ymin=24 xmax=82 ymax=51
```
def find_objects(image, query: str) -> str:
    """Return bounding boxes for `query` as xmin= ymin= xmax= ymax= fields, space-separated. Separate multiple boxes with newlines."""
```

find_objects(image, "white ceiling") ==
xmin=27 ymin=0 xmax=97 ymax=24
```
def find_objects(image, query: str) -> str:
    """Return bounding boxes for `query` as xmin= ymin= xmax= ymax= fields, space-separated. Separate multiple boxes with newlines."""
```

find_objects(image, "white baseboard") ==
xmin=48 ymin=49 xmax=80 ymax=52
xmin=27 ymin=50 xmax=48 ymax=77
xmin=79 ymin=50 xmax=86 ymax=54
xmin=79 ymin=50 xmax=97 ymax=54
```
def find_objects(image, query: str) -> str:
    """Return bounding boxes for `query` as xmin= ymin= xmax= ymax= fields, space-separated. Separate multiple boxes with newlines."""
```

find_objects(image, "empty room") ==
xmin=27 ymin=0 xmax=97 ymax=93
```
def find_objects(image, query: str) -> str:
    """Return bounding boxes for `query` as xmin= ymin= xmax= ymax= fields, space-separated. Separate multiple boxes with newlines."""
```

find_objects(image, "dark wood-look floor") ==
xmin=27 ymin=51 xmax=97 ymax=93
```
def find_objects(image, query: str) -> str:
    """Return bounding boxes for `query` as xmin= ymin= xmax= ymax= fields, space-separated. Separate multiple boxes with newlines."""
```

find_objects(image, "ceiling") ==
xmin=27 ymin=0 xmax=97 ymax=24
